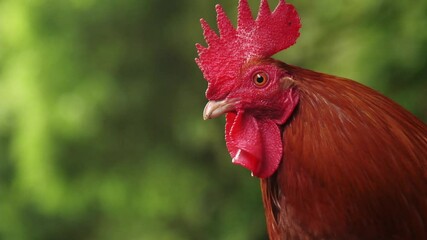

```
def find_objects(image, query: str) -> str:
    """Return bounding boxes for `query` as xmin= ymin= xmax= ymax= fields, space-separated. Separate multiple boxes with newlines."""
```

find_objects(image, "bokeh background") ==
xmin=0 ymin=0 xmax=426 ymax=239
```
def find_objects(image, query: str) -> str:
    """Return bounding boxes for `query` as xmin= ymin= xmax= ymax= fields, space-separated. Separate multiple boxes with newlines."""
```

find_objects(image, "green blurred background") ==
xmin=0 ymin=0 xmax=426 ymax=239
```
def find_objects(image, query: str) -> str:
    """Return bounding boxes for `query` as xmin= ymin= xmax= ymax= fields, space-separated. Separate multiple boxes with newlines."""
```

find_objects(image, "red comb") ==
xmin=195 ymin=0 xmax=301 ymax=99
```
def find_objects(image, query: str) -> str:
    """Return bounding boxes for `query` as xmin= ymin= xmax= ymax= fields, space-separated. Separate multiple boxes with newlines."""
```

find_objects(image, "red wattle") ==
xmin=225 ymin=111 xmax=283 ymax=178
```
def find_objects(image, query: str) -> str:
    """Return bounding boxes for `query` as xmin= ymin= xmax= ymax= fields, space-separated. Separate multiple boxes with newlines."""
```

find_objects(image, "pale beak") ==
xmin=203 ymin=99 xmax=237 ymax=120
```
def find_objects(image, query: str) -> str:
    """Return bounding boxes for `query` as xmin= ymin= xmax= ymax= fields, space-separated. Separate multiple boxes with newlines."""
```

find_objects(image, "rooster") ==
xmin=195 ymin=0 xmax=427 ymax=239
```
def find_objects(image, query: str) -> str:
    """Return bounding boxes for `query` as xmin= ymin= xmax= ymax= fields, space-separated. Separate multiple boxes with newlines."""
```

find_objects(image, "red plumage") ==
xmin=196 ymin=0 xmax=427 ymax=239
xmin=262 ymin=64 xmax=427 ymax=239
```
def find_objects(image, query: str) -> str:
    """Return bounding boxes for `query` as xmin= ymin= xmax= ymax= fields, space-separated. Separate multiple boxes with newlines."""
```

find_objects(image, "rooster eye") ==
xmin=253 ymin=72 xmax=269 ymax=87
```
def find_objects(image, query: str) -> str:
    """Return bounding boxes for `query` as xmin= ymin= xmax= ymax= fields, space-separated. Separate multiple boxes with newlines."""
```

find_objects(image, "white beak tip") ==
xmin=203 ymin=113 xmax=210 ymax=120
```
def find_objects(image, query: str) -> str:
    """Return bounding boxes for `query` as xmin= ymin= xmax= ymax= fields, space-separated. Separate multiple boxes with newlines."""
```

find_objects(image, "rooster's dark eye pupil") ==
xmin=256 ymin=75 xmax=264 ymax=83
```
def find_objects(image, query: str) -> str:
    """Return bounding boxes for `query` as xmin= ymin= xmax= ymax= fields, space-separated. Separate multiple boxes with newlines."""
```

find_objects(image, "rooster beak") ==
xmin=203 ymin=99 xmax=237 ymax=120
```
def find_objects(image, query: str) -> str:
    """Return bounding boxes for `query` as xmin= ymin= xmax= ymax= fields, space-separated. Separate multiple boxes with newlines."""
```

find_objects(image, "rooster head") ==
xmin=195 ymin=0 xmax=301 ymax=178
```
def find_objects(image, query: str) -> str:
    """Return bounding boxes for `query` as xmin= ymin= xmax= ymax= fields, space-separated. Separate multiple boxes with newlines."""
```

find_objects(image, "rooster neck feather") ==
xmin=261 ymin=64 xmax=427 ymax=240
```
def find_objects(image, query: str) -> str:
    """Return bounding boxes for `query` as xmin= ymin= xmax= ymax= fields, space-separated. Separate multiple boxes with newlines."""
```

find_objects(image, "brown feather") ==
xmin=261 ymin=64 xmax=427 ymax=240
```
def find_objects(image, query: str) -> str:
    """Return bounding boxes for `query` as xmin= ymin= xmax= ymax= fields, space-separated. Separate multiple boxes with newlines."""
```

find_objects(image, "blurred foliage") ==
xmin=0 ymin=0 xmax=425 ymax=239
